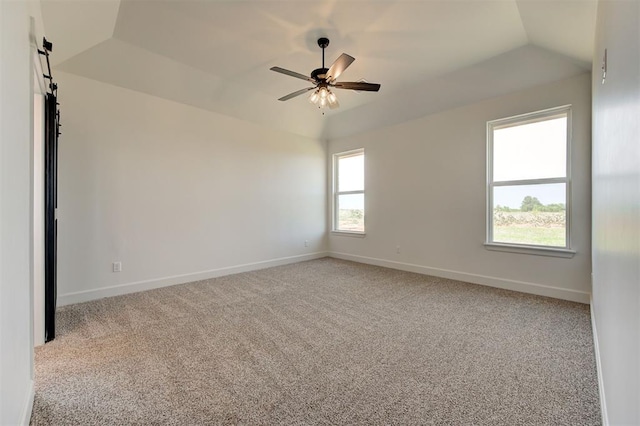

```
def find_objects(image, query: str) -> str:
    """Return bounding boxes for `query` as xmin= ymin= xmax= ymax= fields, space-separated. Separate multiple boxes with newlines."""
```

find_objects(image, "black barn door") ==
xmin=44 ymin=92 xmax=59 ymax=342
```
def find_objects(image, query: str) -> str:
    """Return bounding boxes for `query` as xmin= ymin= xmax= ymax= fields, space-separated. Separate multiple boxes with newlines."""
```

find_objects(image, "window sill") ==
xmin=331 ymin=231 xmax=366 ymax=238
xmin=484 ymin=242 xmax=575 ymax=258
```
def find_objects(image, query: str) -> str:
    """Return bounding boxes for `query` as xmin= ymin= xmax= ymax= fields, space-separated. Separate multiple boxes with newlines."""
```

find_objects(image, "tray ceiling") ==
xmin=41 ymin=0 xmax=596 ymax=139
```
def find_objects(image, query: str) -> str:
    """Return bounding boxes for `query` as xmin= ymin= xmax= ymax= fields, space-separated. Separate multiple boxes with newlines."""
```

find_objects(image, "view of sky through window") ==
xmin=338 ymin=155 xmax=364 ymax=192
xmin=337 ymin=154 xmax=364 ymax=210
xmin=493 ymin=117 xmax=567 ymax=182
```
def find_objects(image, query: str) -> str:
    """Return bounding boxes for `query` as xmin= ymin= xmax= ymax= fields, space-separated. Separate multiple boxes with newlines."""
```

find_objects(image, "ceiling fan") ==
xmin=270 ymin=37 xmax=381 ymax=110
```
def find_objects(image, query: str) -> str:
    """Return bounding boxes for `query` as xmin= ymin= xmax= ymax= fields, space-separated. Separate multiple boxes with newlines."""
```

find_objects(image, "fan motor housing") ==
xmin=311 ymin=67 xmax=329 ymax=82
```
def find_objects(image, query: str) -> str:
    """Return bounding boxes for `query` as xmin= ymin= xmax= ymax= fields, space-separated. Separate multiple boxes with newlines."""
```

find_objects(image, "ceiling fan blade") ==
xmin=278 ymin=87 xmax=316 ymax=101
xmin=270 ymin=67 xmax=315 ymax=83
xmin=333 ymin=82 xmax=381 ymax=92
xmin=326 ymin=53 xmax=355 ymax=82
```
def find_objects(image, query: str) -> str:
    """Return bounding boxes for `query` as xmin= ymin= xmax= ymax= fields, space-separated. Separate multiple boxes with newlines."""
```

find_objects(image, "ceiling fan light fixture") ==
xmin=309 ymin=87 xmax=338 ymax=109
xmin=309 ymin=90 xmax=320 ymax=104
xmin=271 ymin=37 xmax=380 ymax=109
xmin=327 ymin=92 xmax=339 ymax=110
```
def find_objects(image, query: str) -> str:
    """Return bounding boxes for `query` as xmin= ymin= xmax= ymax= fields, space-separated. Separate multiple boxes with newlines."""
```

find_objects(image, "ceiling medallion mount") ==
xmin=270 ymin=37 xmax=381 ymax=110
xmin=317 ymin=37 xmax=330 ymax=49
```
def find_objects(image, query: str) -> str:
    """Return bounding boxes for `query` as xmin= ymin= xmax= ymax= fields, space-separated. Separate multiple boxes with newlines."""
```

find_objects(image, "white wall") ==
xmin=56 ymin=72 xmax=327 ymax=305
xmin=0 ymin=1 xmax=36 ymax=424
xmin=591 ymin=1 xmax=640 ymax=424
xmin=329 ymin=73 xmax=592 ymax=303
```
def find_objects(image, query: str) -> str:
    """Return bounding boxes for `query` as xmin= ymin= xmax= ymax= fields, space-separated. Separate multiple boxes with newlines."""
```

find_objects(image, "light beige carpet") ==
xmin=31 ymin=258 xmax=600 ymax=425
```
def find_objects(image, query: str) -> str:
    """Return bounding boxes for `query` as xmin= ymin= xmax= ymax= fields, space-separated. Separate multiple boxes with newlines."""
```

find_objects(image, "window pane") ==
xmin=338 ymin=154 xmax=364 ymax=192
xmin=493 ymin=116 xmax=567 ymax=181
xmin=337 ymin=193 xmax=364 ymax=232
xmin=492 ymin=183 xmax=566 ymax=247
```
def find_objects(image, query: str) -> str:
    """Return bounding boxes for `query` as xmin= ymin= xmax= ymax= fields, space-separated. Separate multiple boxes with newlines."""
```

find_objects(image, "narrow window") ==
xmin=487 ymin=106 xmax=571 ymax=251
xmin=333 ymin=149 xmax=365 ymax=233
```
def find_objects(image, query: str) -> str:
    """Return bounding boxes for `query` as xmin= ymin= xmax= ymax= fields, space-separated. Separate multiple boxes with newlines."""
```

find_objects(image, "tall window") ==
xmin=487 ymin=106 xmax=571 ymax=251
xmin=333 ymin=149 xmax=365 ymax=233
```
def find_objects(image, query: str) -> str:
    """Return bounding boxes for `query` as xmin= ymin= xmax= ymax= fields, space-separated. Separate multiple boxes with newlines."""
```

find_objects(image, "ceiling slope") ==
xmin=40 ymin=0 xmax=121 ymax=66
xmin=55 ymin=37 xmax=327 ymax=139
xmin=516 ymin=0 xmax=597 ymax=63
xmin=323 ymin=45 xmax=590 ymax=140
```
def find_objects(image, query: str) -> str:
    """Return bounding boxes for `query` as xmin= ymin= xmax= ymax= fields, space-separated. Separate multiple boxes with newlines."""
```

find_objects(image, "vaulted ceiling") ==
xmin=41 ymin=0 xmax=596 ymax=139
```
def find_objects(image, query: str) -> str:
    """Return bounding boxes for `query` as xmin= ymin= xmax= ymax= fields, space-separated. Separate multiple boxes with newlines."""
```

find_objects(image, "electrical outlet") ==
xmin=304 ymin=240 xmax=309 ymax=247
xmin=112 ymin=261 xmax=122 ymax=273
xmin=396 ymin=246 xmax=401 ymax=254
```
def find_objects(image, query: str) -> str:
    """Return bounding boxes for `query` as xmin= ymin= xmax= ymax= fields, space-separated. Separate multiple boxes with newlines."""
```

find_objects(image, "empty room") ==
xmin=1 ymin=0 xmax=638 ymax=425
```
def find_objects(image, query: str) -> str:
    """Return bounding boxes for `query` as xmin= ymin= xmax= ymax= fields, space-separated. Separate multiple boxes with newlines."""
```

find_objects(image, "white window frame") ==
xmin=332 ymin=148 xmax=365 ymax=236
xmin=485 ymin=105 xmax=575 ymax=258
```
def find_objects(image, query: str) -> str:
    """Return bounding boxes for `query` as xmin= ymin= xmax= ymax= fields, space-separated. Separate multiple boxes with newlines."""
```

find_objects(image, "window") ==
xmin=333 ymin=149 xmax=365 ymax=234
xmin=486 ymin=106 xmax=573 ymax=255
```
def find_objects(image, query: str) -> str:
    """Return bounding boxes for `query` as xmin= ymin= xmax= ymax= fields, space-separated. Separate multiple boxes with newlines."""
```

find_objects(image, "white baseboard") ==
xmin=19 ymin=380 xmax=34 ymax=426
xmin=58 ymin=252 xmax=329 ymax=306
xmin=329 ymin=252 xmax=590 ymax=304
xmin=590 ymin=297 xmax=609 ymax=426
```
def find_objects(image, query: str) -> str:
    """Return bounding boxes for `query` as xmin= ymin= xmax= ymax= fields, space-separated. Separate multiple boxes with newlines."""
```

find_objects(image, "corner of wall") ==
xmin=590 ymin=296 xmax=609 ymax=426
xmin=19 ymin=381 xmax=35 ymax=426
